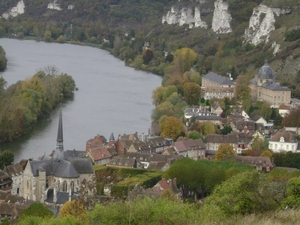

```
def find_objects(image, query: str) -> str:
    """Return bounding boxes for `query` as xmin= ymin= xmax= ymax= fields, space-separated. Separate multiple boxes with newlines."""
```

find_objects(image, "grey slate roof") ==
xmin=261 ymin=81 xmax=290 ymax=91
xmin=195 ymin=115 xmax=221 ymax=121
xmin=258 ymin=60 xmax=275 ymax=80
xmin=203 ymin=72 xmax=234 ymax=85
xmin=64 ymin=150 xmax=86 ymax=160
xmin=53 ymin=160 xmax=79 ymax=178
xmin=70 ymin=158 xmax=94 ymax=174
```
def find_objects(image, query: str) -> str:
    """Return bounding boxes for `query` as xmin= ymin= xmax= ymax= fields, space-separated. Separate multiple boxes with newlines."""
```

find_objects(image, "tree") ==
xmin=234 ymin=74 xmax=251 ymax=102
xmin=183 ymin=82 xmax=201 ymax=105
xmin=160 ymin=116 xmax=185 ymax=141
xmin=142 ymin=48 xmax=154 ymax=64
xmin=282 ymin=107 xmax=300 ymax=127
xmin=260 ymin=150 xmax=273 ymax=158
xmin=200 ymin=122 xmax=216 ymax=136
xmin=281 ymin=177 xmax=300 ymax=209
xmin=173 ymin=48 xmax=197 ymax=73
xmin=215 ymin=143 xmax=236 ymax=161
xmin=202 ymin=170 xmax=283 ymax=219
xmin=251 ymin=136 xmax=268 ymax=150
xmin=0 ymin=150 xmax=14 ymax=169
xmin=19 ymin=203 xmax=54 ymax=221
xmin=59 ymin=200 xmax=88 ymax=225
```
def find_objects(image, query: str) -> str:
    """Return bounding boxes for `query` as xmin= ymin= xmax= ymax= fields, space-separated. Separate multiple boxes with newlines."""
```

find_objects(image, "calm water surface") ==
xmin=0 ymin=38 xmax=162 ymax=162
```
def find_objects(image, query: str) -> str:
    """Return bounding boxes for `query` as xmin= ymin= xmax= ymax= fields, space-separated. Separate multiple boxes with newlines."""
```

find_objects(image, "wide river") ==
xmin=0 ymin=38 xmax=162 ymax=162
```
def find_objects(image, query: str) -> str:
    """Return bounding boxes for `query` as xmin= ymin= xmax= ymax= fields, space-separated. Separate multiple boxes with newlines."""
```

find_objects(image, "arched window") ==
xmin=46 ymin=179 xmax=49 ymax=188
xmin=57 ymin=180 xmax=60 ymax=191
xmin=70 ymin=181 xmax=74 ymax=194
xmin=63 ymin=181 xmax=67 ymax=192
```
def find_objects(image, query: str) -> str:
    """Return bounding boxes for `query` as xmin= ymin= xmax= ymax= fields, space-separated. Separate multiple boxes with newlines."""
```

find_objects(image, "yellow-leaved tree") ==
xmin=173 ymin=48 xmax=197 ymax=73
xmin=59 ymin=200 xmax=88 ymax=225
xmin=160 ymin=116 xmax=185 ymax=141
xmin=215 ymin=143 xmax=236 ymax=161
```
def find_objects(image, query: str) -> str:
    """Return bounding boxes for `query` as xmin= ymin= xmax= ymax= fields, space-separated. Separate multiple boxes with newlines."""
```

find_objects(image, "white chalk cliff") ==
xmin=162 ymin=6 xmax=208 ymax=29
xmin=212 ymin=0 xmax=232 ymax=34
xmin=48 ymin=0 xmax=62 ymax=11
xmin=1 ymin=0 xmax=25 ymax=20
xmin=244 ymin=4 xmax=276 ymax=45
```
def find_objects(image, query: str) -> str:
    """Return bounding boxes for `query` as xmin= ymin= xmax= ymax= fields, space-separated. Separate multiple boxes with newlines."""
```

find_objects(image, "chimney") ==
xmin=142 ymin=133 xmax=145 ymax=142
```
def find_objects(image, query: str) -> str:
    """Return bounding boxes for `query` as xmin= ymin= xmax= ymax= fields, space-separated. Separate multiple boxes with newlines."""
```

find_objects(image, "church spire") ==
xmin=56 ymin=108 xmax=64 ymax=152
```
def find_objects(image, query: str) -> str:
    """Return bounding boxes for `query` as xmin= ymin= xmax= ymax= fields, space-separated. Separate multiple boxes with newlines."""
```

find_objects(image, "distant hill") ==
xmin=1 ymin=0 xmax=300 ymax=96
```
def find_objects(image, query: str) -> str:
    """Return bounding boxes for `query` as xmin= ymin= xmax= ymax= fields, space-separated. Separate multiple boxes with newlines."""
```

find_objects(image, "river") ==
xmin=0 ymin=38 xmax=162 ymax=162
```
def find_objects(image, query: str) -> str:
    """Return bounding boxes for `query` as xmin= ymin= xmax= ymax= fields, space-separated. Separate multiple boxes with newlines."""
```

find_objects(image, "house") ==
xmin=195 ymin=115 xmax=222 ymax=125
xmin=86 ymin=146 xmax=113 ymax=165
xmin=128 ymin=178 xmax=180 ymax=200
xmin=3 ymin=162 xmax=24 ymax=196
xmin=86 ymin=135 xmax=107 ymax=150
xmin=236 ymin=156 xmax=274 ymax=172
xmin=201 ymin=72 xmax=235 ymax=100
xmin=172 ymin=139 xmax=206 ymax=160
xmin=0 ymin=170 xmax=12 ymax=192
xmin=19 ymin=110 xmax=94 ymax=207
xmin=278 ymin=105 xmax=291 ymax=117
xmin=269 ymin=128 xmax=299 ymax=153
xmin=115 ymin=132 xmax=172 ymax=154
xmin=249 ymin=60 xmax=291 ymax=108
xmin=210 ymin=104 xmax=223 ymax=116
xmin=106 ymin=156 xmax=137 ymax=168
xmin=231 ymin=120 xmax=256 ymax=133
xmin=205 ymin=132 xmax=255 ymax=154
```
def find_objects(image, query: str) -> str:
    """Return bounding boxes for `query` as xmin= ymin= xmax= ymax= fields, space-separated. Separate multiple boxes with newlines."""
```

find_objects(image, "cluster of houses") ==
xmin=0 ymin=60 xmax=300 ymax=222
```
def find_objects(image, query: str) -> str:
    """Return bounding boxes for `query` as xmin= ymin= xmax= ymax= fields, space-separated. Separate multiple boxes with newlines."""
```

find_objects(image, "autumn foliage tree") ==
xmin=183 ymin=82 xmax=201 ymax=105
xmin=215 ymin=143 xmax=236 ymax=161
xmin=59 ymin=200 xmax=88 ymax=225
xmin=281 ymin=107 xmax=300 ymax=127
xmin=160 ymin=116 xmax=185 ymax=141
xmin=173 ymin=48 xmax=197 ymax=73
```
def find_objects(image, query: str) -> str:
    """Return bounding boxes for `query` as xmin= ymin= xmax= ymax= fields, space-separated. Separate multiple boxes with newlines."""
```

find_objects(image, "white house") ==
xmin=269 ymin=129 xmax=299 ymax=153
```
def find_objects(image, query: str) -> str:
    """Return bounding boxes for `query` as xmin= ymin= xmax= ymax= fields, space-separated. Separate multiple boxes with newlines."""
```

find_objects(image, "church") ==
xmin=250 ymin=60 xmax=291 ymax=108
xmin=20 ymin=110 xmax=94 ymax=206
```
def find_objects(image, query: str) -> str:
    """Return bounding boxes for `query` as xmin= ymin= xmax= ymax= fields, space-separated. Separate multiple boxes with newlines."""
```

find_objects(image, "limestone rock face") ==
xmin=1 ymin=0 xmax=25 ymax=20
xmin=48 ymin=0 xmax=62 ymax=11
xmin=244 ymin=4 xmax=276 ymax=45
xmin=212 ymin=0 xmax=232 ymax=34
xmin=162 ymin=6 xmax=208 ymax=29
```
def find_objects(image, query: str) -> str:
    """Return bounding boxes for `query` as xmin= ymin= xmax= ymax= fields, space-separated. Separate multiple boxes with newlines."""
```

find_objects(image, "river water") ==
xmin=0 ymin=38 xmax=162 ymax=162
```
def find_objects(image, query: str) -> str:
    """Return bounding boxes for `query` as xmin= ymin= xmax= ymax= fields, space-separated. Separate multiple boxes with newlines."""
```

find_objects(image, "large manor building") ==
xmin=250 ymin=60 xmax=291 ymax=108
xmin=201 ymin=72 xmax=235 ymax=100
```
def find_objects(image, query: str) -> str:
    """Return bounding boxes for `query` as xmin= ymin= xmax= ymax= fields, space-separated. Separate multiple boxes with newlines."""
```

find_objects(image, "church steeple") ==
xmin=55 ymin=108 xmax=64 ymax=159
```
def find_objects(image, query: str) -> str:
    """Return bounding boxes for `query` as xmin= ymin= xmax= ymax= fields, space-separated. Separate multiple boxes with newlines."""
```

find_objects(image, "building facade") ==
xmin=250 ymin=60 xmax=291 ymax=108
xmin=201 ymin=72 xmax=235 ymax=100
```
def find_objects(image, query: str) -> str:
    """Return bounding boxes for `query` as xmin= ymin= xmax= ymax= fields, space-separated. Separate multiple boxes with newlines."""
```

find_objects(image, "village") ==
xmin=0 ymin=60 xmax=300 ymax=223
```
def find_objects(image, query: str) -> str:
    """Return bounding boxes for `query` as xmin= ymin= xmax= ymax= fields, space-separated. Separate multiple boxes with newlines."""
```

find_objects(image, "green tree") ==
xmin=215 ymin=143 xmax=236 ymax=161
xmin=0 ymin=150 xmax=14 ymax=169
xmin=251 ymin=136 xmax=269 ymax=150
xmin=235 ymin=74 xmax=251 ymax=102
xmin=160 ymin=116 xmax=185 ymax=140
xmin=19 ymin=203 xmax=54 ymax=221
xmin=183 ymin=82 xmax=201 ymax=105
xmin=281 ymin=177 xmax=300 ymax=209
xmin=173 ymin=48 xmax=197 ymax=73
xmin=200 ymin=122 xmax=216 ymax=136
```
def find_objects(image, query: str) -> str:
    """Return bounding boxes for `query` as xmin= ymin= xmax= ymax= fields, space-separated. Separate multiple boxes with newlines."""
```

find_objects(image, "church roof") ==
xmin=70 ymin=158 xmax=94 ymax=174
xmin=258 ymin=60 xmax=275 ymax=80
xmin=53 ymin=160 xmax=79 ymax=178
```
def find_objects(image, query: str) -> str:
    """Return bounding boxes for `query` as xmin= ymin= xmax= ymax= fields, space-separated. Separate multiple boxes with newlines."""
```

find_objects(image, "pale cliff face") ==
xmin=47 ymin=0 xmax=62 ymax=11
xmin=1 ymin=0 xmax=25 ymax=20
xmin=162 ymin=6 xmax=208 ymax=29
xmin=212 ymin=0 xmax=232 ymax=34
xmin=244 ymin=4 xmax=276 ymax=45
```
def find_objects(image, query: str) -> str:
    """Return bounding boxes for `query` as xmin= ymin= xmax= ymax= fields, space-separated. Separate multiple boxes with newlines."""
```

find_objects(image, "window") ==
xmin=63 ymin=181 xmax=67 ymax=192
